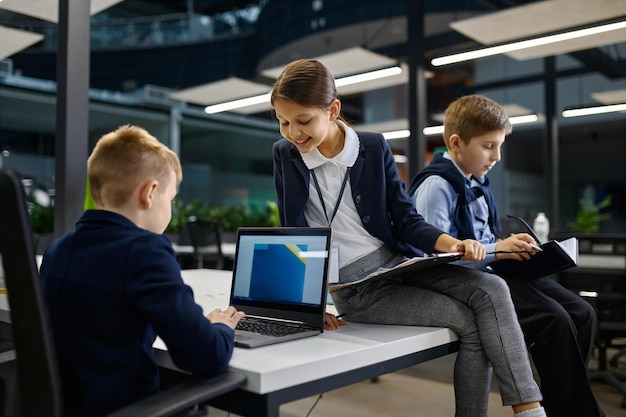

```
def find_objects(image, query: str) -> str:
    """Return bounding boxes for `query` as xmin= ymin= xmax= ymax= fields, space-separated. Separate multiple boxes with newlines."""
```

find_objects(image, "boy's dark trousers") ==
xmin=503 ymin=275 xmax=605 ymax=417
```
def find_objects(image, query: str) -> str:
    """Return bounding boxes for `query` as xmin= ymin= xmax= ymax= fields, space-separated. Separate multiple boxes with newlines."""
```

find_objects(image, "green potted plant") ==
xmin=165 ymin=197 xmax=204 ymax=243
xmin=568 ymin=194 xmax=612 ymax=233
xmin=166 ymin=198 xmax=280 ymax=243
xmin=199 ymin=201 xmax=280 ymax=242
xmin=28 ymin=197 xmax=54 ymax=254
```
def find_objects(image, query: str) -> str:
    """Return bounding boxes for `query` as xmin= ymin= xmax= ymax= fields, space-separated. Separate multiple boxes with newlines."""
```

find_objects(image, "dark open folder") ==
xmin=328 ymin=252 xmax=463 ymax=291
xmin=488 ymin=237 xmax=578 ymax=280
xmin=488 ymin=214 xmax=579 ymax=280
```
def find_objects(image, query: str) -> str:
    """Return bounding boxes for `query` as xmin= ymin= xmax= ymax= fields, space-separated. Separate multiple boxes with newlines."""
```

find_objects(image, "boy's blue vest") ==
xmin=408 ymin=153 xmax=502 ymax=240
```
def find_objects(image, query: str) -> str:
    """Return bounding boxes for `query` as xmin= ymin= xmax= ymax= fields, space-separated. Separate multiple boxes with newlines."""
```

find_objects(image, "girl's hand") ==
xmin=451 ymin=239 xmax=486 ymax=261
xmin=324 ymin=312 xmax=347 ymax=330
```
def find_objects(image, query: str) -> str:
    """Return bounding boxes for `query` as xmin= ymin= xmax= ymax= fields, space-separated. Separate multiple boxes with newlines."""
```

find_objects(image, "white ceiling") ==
xmin=0 ymin=0 xmax=125 ymax=59
xmin=261 ymin=48 xmax=417 ymax=113
xmin=591 ymin=89 xmax=626 ymax=104
xmin=0 ymin=0 xmax=124 ymax=23
xmin=0 ymin=26 xmax=44 ymax=60
xmin=355 ymin=118 xmax=408 ymax=134
xmin=169 ymin=77 xmax=271 ymax=106
xmin=169 ymin=47 xmax=418 ymax=115
xmin=261 ymin=47 xmax=398 ymax=79
xmin=450 ymin=0 xmax=626 ymax=60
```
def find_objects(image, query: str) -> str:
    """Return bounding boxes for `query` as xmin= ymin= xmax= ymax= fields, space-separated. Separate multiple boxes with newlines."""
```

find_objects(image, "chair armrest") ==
xmin=106 ymin=372 xmax=246 ymax=417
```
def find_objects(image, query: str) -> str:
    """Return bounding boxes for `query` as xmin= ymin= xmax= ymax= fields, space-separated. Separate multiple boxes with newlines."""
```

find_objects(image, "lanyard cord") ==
xmin=310 ymin=167 xmax=351 ymax=227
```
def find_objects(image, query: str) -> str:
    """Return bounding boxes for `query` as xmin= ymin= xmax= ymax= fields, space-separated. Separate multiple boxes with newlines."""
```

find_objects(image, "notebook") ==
xmin=229 ymin=227 xmax=332 ymax=348
xmin=488 ymin=237 xmax=579 ymax=281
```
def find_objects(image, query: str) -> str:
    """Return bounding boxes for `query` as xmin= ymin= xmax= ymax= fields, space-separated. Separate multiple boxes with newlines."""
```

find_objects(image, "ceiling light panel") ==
xmin=563 ymin=103 xmax=626 ymax=117
xmin=195 ymin=49 xmax=413 ymax=115
xmin=337 ymin=63 xmax=408 ymax=96
xmin=450 ymin=0 xmax=626 ymax=60
xmin=451 ymin=0 xmax=626 ymax=44
xmin=506 ymin=24 xmax=626 ymax=60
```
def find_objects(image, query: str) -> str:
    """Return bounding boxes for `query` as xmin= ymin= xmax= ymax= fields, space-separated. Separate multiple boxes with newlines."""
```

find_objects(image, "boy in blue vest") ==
xmin=408 ymin=95 xmax=604 ymax=417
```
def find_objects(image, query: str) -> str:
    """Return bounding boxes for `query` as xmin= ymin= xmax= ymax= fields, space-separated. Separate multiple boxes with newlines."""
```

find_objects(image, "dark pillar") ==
xmin=55 ymin=0 xmax=90 ymax=237
xmin=544 ymin=56 xmax=559 ymax=230
xmin=407 ymin=0 xmax=427 ymax=180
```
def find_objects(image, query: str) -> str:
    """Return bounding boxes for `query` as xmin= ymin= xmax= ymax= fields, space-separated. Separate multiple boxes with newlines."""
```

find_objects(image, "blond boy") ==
xmin=40 ymin=125 xmax=243 ymax=417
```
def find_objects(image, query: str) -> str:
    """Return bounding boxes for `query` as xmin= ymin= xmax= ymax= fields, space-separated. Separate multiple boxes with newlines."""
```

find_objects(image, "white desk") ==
xmin=153 ymin=269 xmax=459 ymax=417
xmin=577 ymin=253 xmax=626 ymax=271
xmin=0 ymin=267 xmax=458 ymax=417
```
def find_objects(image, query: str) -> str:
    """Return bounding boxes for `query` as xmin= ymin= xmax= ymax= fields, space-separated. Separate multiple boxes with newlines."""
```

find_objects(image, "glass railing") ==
xmin=1 ymin=3 xmax=263 ymax=52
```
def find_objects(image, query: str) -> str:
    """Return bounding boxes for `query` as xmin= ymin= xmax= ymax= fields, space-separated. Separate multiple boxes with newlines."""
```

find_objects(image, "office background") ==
xmin=0 ymin=0 xmax=624 ymax=236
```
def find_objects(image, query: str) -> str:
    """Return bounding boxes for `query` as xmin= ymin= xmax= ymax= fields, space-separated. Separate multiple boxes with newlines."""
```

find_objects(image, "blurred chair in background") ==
xmin=186 ymin=217 xmax=225 ymax=270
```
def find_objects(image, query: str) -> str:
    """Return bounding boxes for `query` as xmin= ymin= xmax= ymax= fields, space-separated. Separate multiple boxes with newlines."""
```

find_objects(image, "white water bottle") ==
xmin=533 ymin=212 xmax=550 ymax=244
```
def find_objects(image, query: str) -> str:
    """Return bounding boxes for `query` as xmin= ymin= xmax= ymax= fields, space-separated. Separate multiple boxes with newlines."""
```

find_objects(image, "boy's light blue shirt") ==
xmin=413 ymin=152 xmax=498 ymax=270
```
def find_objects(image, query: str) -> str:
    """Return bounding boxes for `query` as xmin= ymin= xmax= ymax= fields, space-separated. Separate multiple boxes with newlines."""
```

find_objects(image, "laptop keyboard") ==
xmin=236 ymin=318 xmax=307 ymax=337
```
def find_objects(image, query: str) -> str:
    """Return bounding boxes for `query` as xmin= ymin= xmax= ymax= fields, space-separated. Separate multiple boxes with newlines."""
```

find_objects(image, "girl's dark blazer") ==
xmin=272 ymin=131 xmax=444 ymax=258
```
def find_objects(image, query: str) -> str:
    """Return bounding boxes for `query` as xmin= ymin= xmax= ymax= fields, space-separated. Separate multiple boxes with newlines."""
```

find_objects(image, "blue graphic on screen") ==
xmin=249 ymin=243 xmax=307 ymax=303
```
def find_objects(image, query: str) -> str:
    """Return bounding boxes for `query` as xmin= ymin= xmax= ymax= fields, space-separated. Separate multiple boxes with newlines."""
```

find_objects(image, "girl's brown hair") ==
xmin=270 ymin=59 xmax=348 ymax=123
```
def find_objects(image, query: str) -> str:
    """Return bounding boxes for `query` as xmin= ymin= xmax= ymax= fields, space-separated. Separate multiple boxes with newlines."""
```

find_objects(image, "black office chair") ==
xmin=554 ymin=232 xmax=626 ymax=409
xmin=186 ymin=217 xmax=225 ymax=270
xmin=0 ymin=168 xmax=244 ymax=417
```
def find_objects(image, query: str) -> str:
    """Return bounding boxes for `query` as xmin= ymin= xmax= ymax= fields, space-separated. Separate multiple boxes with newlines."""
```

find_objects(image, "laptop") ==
xmin=229 ymin=227 xmax=332 ymax=348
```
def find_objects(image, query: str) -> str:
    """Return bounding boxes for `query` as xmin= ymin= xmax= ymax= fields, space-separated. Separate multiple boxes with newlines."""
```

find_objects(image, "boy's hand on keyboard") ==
xmin=207 ymin=306 xmax=246 ymax=330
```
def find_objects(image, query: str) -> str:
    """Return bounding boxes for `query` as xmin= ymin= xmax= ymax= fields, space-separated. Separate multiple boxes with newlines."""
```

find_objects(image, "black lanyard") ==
xmin=310 ymin=167 xmax=351 ymax=227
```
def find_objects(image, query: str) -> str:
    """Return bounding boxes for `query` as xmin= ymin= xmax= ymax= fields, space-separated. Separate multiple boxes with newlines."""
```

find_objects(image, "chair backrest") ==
xmin=186 ymin=218 xmax=224 ymax=269
xmin=0 ymin=168 xmax=62 ymax=416
xmin=187 ymin=218 xmax=222 ymax=252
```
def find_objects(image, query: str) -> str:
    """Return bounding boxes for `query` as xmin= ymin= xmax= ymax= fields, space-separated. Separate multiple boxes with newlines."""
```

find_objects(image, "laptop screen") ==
xmin=230 ymin=227 xmax=331 ymax=321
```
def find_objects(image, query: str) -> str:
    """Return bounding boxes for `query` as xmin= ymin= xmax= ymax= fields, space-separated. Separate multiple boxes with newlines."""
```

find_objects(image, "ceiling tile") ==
xmin=0 ymin=26 xmax=44 ymax=59
xmin=506 ymin=27 xmax=626 ymax=60
xmin=450 ymin=0 xmax=626 ymax=60
xmin=0 ymin=0 xmax=124 ymax=23
xmin=169 ymin=76 xmax=271 ymax=105
xmin=451 ymin=0 xmax=626 ymax=44
xmin=261 ymin=47 xmax=397 ymax=79
xmin=591 ymin=89 xmax=626 ymax=104
xmin=179 ymin=48 xmax=412 ymax=114
xmin=355 ymin=119 xmax=408 ymax=133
